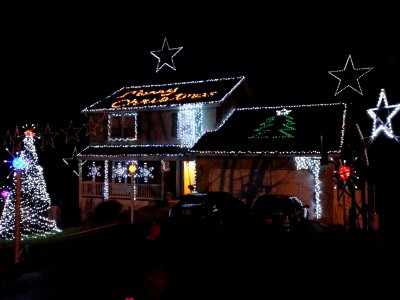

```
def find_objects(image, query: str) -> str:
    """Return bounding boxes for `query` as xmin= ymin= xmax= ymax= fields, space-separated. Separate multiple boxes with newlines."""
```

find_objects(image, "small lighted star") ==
xmin=61 ymin=120 xmax=82 ymax=144
xmin=367 ymin=88 xmax=400 ymax=141
xmin=83 ymin=116 xmax=99 ymax=137
xmin=276 ymin=108 xmax=292 ymax=116
xmin=328 ymin=54 xmax=374 ymax=96
xmin=150 ymin=37 xmax=183 ymax=73
xmin=39 ymin=124 xmax=59 ymax=150
xmin=9 ymin=126 xmax=23 ymax=154
xmin=3 ymin=130 xmax=12 ymax=147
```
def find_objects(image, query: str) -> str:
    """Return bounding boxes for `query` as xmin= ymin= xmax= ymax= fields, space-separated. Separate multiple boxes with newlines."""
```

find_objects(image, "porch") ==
xmin=80 ymin=181 xmax=163 ymax=201
xmin=79 ymin=181 xmax=165 ymax=221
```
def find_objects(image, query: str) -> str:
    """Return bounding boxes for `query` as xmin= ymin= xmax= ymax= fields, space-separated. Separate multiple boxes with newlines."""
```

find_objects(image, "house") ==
xmin=77 ymin=75 xmax=362 ymax=226
xmin=77 ymin=76 xmax=253 ymax=220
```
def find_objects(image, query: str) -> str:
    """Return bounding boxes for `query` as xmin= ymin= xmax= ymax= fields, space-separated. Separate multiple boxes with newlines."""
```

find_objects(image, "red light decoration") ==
xmin=24 ymin=130 xmax=34 ymax=137
xmin=338 ymin=165 xmax=351 ymax=181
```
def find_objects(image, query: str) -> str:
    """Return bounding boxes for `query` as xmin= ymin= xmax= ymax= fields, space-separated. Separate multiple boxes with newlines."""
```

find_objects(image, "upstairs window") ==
xmin=171 ymin=112 xmax=177 ymax=138
xmin=108 ymin=113 xmax=137 ymax=141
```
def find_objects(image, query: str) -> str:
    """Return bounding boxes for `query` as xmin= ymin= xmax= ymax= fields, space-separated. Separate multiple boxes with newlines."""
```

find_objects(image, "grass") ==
xmin=0 ymin=218 xmax=126 ymax=248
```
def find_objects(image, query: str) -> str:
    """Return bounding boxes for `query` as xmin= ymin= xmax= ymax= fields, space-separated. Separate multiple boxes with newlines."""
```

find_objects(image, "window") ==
xmin=171 ymin=112 xmax=177 ymax=138
xmin=109 ymin=113 xmax=137 ymax=140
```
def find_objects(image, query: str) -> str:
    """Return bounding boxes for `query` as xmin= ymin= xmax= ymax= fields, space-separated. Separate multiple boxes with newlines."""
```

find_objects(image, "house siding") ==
xmin=195 ymin=156 xmax=336 ymax=222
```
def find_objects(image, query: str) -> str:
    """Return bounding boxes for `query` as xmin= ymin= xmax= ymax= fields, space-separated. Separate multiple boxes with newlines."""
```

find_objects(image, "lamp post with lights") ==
xmin=12 ymin=156 xmax=26 ymax=264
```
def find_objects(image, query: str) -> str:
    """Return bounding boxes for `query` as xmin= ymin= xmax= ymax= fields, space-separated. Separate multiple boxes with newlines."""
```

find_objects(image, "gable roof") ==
xmin=81 ymin=76 xmax=246 ymax=113
xmin=190 ymin=102 xmax=347 ymax=155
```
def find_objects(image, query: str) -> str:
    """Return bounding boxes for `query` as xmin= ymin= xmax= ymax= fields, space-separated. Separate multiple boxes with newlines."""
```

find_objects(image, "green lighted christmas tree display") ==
xmin=249 ymin=108 xmax=296 ymax=140
xmin=0 ymin=129 xmax=61 ymax=240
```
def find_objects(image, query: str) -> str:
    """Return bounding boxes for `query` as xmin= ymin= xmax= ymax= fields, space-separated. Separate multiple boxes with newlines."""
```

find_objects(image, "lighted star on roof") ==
xmin=367 ymin=88 xmax=400 ymax=141
xmin=276 ymin=108 xmax=292 ymax=116
xmin=328 ymin=54 xmax=373 ymax=96
xmin=150 ymin=37 xmax=183 ymax=73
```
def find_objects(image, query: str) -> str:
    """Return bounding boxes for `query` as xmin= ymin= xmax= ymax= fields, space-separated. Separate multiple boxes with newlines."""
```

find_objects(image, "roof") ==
xmin=82 ymin=76 xmax=246 ymax=113
xmin=77 ymin=144 xmax=189 ymax=160
xmin=190 ymin=102 xmax=347 ymax=156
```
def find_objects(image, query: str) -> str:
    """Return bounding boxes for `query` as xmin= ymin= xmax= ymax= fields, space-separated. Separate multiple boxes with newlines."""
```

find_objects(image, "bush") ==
xmin=94 ymin=200 xmax=123 ymax=220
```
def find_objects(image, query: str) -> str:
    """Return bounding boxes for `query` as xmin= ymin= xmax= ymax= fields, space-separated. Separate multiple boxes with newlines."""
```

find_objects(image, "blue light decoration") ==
xmin=87 ymin=162 xmax=101 ymax=181
xmin=12 ymin=157 xmax=26 ymax=170
xmin=137 ymin=162 xmax=154 ymax=183
xmin=4 ymin=149 xmax=25 ymax=179
xmin=113 ymin=161 xmax=128 ymax=183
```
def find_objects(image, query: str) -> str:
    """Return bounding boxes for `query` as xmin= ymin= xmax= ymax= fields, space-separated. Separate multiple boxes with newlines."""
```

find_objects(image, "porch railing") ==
xmin=80 ymin=181 xmax=162 ymax=201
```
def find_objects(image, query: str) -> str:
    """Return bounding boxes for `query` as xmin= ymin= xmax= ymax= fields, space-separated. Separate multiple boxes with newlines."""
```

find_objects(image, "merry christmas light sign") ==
xmin=111 ymin=87 xmax=217 ymax=108
xmin=82 ymin=77 xmax=246 ymax=113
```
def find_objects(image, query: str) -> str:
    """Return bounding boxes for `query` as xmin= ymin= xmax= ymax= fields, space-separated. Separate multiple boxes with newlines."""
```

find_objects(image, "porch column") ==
xmin=104 ymin=160 xmax=109 ymax=200
xmin=176 ymin=159 xmax=181 ymax=199
xmin=161 ymin=162 xmax=165 ymax=203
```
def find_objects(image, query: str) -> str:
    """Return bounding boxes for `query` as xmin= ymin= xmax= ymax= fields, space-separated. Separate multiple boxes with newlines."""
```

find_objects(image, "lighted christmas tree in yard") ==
xmin=0 ymin=128 xmax=61 ymax=240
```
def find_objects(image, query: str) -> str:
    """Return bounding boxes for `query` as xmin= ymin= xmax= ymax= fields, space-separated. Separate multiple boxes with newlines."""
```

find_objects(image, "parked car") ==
xmin=248 ymin=194 xmax=310 ymax=233
xmin=168 ymin=191 xmax=247 ymax=234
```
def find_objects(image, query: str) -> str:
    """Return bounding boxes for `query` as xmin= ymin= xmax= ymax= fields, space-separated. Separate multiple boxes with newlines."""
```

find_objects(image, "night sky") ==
xmin=1 ymin=7 xmax=400 ymax=226
xmin=2 ymin=8 xmax=399 ymax=125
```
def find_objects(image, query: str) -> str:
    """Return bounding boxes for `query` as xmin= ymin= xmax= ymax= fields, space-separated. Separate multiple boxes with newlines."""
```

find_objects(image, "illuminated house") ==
xmin=77 ymin=75 xmax=355 ymax=224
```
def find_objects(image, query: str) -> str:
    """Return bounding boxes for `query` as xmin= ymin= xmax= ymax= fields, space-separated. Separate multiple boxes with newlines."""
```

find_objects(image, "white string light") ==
xmin=367 ymin=88 xmax=400 ymax=141
xmin=150 ymin=37 xmax=183 ymax=73
xmin=295 ymin=157 xmax=322 ymax=219
xmin=328 ymin=54 xmax=374 ymax=96
xmin=191 ymin=102 xmax=347 ymax=155
xmin=178 ymin=104 xmax=203 ymax=147
xmin=81 ymin=76 xmax=246 ymax=113
xmin=0 ymin=129 xmax=61 ymax=240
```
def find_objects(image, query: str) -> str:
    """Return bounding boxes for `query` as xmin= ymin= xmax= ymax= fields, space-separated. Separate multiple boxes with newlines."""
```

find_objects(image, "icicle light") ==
xmin=295 ymin=156 xmax=322 ymax=220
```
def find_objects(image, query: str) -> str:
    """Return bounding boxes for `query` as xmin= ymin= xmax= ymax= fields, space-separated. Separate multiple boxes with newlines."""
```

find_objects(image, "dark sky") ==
xmin=1 ymin=7 xmax=399 ymax=144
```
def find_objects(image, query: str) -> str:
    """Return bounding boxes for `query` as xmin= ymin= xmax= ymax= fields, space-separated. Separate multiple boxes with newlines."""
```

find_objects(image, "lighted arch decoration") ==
xmin=295 ymin=157 xmax=322 ymax=219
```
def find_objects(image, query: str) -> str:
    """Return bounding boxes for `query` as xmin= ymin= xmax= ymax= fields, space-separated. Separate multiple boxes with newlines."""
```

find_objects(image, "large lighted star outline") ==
xmin=328 ymin=54 xmax=374 ymax=96
xmin=150 ymin=37 xmax=183 ymax=73
xmin=62 ymin=146 xmax=86 ymax=176
xmin=367 ymin=88 xmax=400 ymax=141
